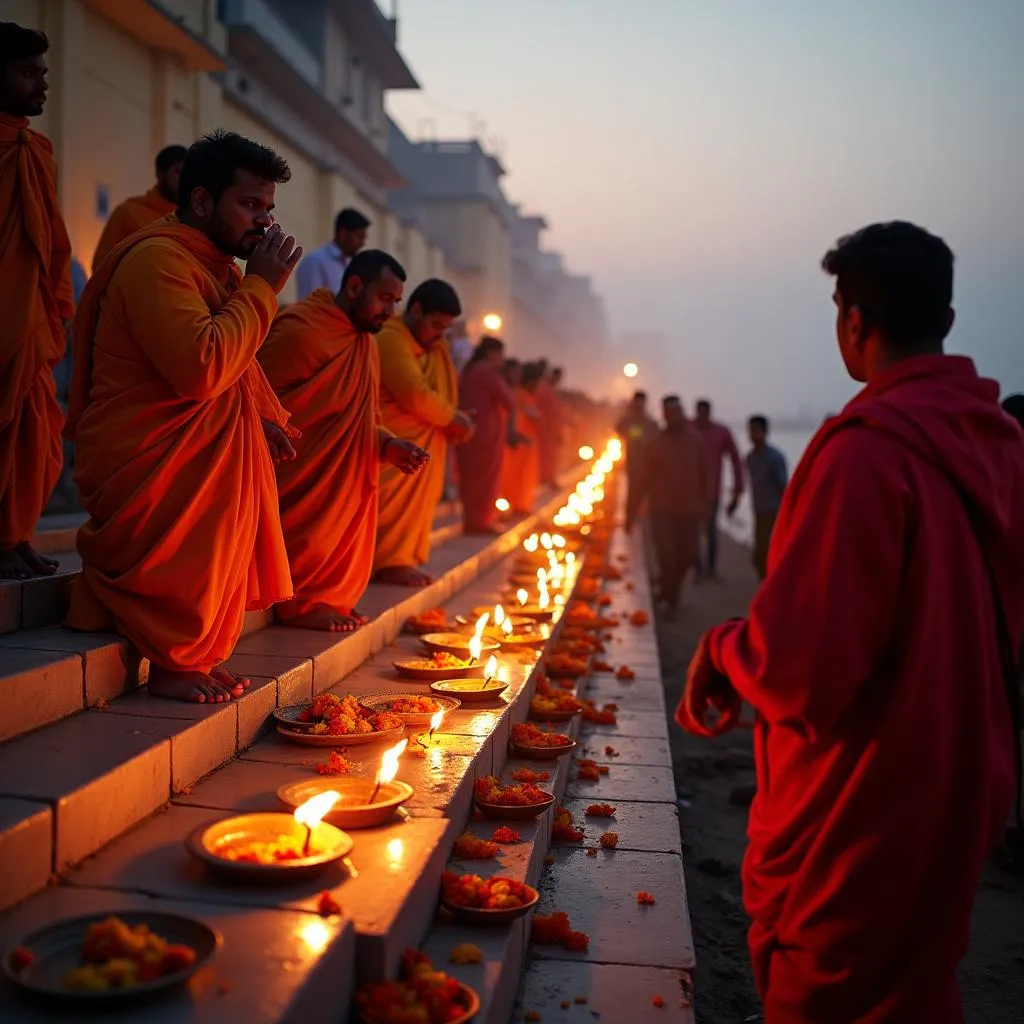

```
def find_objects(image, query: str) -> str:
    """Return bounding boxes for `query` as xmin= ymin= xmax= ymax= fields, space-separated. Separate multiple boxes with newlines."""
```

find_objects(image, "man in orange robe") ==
xmin=678 ymin=222 xmax=1024 ymax=1022
xmin=373 ymin=279 xmax=472 ymax=588
xmin=260 ymin=250 xmax=428 ymax=631
xmin=0 ymin=23 xmax=73 ymax=580
xmin=500 ymin=361 xmax=544 ymax=514
xmin=65 ymin=130 xmax=302 ymax=703
xmin=91 ymin=144 xmax=186 ymax=269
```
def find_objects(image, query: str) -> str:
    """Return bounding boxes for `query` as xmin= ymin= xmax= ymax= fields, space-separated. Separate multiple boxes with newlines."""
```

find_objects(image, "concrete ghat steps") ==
xmin=0 ymin=509 xmax=469 ymax=742
xmin=0 ymin=502 xmax=465 ymax=637
xmin=0 ymin=531 xmax=564 ymax=1023
xmin=0 ymin=487 xmax=574 ymax=916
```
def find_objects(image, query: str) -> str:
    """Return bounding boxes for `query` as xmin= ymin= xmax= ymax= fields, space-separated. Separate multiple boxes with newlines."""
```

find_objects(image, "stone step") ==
xmin=0 ymin=486 xmax=573 ymax=914
xmin=0 ymin=885 xmax=357 ymax=1024
xmin=1 ymin=502 xmax=465 ymax=636
xmin=0 ymin=516 xmax=468 ymax=742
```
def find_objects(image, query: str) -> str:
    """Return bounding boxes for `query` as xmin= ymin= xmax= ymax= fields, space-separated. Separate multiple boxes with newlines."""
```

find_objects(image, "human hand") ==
xmin=446 ymin=410 xmax=475 ymax=443
xmin=263 ymin=418 xmax=298 ymax=463
xmin=384 ymin=438 xmax=430 ymax=475
xmin=675 ymin=632 xmax=742 ymax=737
xmin=245 ymin=224 xmax=303 ymax=294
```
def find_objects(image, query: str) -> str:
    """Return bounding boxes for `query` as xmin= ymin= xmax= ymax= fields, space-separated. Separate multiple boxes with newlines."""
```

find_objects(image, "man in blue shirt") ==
xmin=295 ymin=207 xmax=370 ymax=298
xmin=745 ymin=414 xmax=788 ymax=580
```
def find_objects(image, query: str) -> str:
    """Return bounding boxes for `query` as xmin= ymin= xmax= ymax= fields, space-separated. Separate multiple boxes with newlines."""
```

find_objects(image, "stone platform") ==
xmin=0 ymin=473 xmax=695 ymax=1022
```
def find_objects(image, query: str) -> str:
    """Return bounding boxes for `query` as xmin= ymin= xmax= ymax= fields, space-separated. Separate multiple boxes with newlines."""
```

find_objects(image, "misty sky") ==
xmin=386 ymin=0 xmax=1023 ymax=418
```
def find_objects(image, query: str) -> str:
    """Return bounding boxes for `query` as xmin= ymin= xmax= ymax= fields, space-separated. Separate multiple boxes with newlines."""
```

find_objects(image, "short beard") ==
xmin=208 ymin=210 xmax=260 ymax=260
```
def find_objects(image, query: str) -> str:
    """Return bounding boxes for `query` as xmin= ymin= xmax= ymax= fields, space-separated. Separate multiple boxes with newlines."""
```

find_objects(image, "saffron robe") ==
xmin=0 ymin=114 xmax=73 ymax=547
xmin=65 ymin=221 xmax=292 ymax=672
xmin=535 ymin=379 xmax=565 ymax=483
xmin=373 ymin=316 xmax=458 ymax=571
xmin=92 ymin=186 xmax=175 ymax=270
xmin=455 ymin=361 xmax=517 ymax=531
xmin=500 ymin=386 xmax=541 ymax=514
xmin=260 ymin=290 xmax=388 ymax=618
xmin=699 ymin=356 xmax=1024 ymax=1023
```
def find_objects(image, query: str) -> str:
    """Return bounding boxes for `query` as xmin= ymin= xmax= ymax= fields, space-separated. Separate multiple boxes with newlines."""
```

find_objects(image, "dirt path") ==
xmin=656 ymin=534 xmax=1024 ymax=1024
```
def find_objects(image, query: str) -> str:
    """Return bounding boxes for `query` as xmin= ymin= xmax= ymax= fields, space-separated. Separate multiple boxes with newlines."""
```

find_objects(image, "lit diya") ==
xmin=419 ymin=631 xmax=500 ymax=659
xmin=187 ymin=791 xmax=354 ymax=880
xmin=278 ymin=740 xmax=413 ymax=829
xmin=513 ymin=586 xmax=554 ymax=622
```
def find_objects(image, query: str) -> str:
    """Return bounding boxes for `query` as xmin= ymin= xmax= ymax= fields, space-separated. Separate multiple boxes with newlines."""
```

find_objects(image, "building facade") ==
xmin=8 ymin=0 xmax=447 ymax=298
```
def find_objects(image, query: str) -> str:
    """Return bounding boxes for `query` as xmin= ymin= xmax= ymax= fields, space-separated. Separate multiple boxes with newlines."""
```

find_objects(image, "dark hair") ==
xmin=465 ymin=335 xmax=504 ymax=372
xmin=748 ymin=414 xmax=769 ymax=432
xmin=662 ymin=394 xmax=681 ymax=407
xmin=696 ymin=398 xmax=711 ymax=412
xmin=631 ymin=390 xmax=647 ymax=402
xmin=408 ymin=278 xmax=461 ymax=317
xmin=1002 ymin=394 xmax=1024 ymax=430
xmin=0 ymin=22 xmax=48 ymax=72
xmin=522 ymin=361 xmax=545 ymax=386
xmin=821 ymin=221 xmax=954 ymax=351
xmin=155 ymin=145 xmax=187 ymax=175
xmin=341 ymin=249 xmax=406 ymax=289
xmin=177 ymin=130 xmax=290 ymax=214
xmin=504 ymin=358 xmax=522 ymax=371
xmin=552 ymin=366 xmax=564 ymax=379
xmin=336 ymin=207 xmax=371 ymax=234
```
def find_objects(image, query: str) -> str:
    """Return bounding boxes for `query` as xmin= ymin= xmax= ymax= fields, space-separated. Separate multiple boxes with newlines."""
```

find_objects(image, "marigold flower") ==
xmin=315 ymin=750 xmax=354 ymax=776
xmin=449 ymin=943 xmax=483 ymax=965
xmin=552 ymin=807 xmax=585 ymax=843
xmin=629 ymin=610 xmax=649 ymax=626
xmin=491 ymin=826 xmax=521 ymax=844
xmin=453 ymin=831 xmax=498 ymax=859
xmin=585 ymin=803 xmax=616 ymax=817
xmin=599 ymin=832 xmax=619 ymax=848
xmin=317 ymin=891 xmax=341 ymax=917
xmin=442 ymin=872 xmax=532 ymax=909
xmin=652 ymin=995 xmax=666 ymax=1008
xmin=509 ymin=768 xmax=550 ymax=783
xmin=637 ymin=891 xmax=656 ymax=905
xmin=474 ymin=775 xmax=549 ymax=806
xmin=616 ymin=665 xmax=636 ymax=681
xmin=591 ymin=660 xmax=614 ymax=673
xmin=512 ymin=722 xmax=572 ymax=749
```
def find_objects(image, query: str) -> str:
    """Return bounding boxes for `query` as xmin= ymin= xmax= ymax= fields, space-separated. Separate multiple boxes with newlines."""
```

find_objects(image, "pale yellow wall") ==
xmin=403 ymin=227 xmax=431 ymax=290
xmin=221 ymin=102 xmax=320 ymax=304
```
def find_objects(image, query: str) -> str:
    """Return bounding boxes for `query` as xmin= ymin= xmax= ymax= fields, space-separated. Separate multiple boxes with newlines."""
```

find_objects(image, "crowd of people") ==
xmin=616 ymin=390 xmax=789 ymax=615
xmin=6 ymin=19 xmax=1024 ymax=1024
xmin=0 ymin=23 xmax=591 ymax=702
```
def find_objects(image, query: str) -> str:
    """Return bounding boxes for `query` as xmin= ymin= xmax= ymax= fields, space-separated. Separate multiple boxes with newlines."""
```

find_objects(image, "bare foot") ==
xmin=374 ymin=566 xmax=433 ymax=588
xmin=283 ymin=606 xmax=367 ymax=632
xmin=15 ymin=542 xmax=59 ymax=576
xmin=148 ymin=664 xmax=247 ymax=703
xmin=209 ymin=666 xmax=252 ymax=695
xmin=0 ymin=548 xmax=32 ymax=580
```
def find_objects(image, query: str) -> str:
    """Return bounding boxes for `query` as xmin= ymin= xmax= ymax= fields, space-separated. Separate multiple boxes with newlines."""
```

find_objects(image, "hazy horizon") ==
xmin=386 ymin=0 xmax=1023 ymax=418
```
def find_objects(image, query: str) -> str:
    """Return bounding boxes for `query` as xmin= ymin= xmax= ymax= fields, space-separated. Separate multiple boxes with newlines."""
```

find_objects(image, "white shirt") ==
xmin=295 ymin=241 xmax=349 ymax=299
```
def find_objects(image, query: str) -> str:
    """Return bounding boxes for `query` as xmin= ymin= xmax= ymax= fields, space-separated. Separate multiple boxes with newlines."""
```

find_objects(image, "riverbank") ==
xmin=657 ymin=535 xmax=1024 ymax=1024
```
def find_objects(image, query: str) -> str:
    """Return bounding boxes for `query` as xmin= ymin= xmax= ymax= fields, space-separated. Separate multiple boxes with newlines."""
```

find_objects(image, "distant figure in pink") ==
xmin=536 ymin=363 xmax=566 ymax=487
xmin=693 ymin=397 xmax=744 ymax=580
xmin=456 ymin=337 xmax=519 ymax=534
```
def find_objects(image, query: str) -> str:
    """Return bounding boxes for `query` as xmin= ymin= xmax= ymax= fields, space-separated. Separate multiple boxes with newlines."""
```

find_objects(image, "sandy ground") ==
xmin=655 ymin=534 xmax=1024 ymax=1024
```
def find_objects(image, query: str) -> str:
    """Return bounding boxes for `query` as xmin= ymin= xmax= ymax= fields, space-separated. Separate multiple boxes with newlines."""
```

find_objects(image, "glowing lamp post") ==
xmin=482 ymin=313 xmax=503 ymax=332
xmin=623 ymin=362 xmax=639 ymax=379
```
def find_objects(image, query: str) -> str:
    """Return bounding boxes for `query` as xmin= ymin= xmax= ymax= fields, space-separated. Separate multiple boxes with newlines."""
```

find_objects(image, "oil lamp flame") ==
xmin=293 ymin=790 xmax=341 ymax=830
xmin=429 ymin=709 xmax=444 ymax=734
xmin=501 ymin=618 xmax=513 ymax=637
xmin=538 ymin=587 xmax=550 ymax=611
xmin=473 ymin=612 xmax=489 ymax=638
xmin=493 ymin=604 xmax=505 ymax=627
xmin=517 ymin=588 xmax=529 ymax=607
xmin=541 ymin=533 xmax=553 ymax=550
xmin=378 ymin=739 xmax=408 ymax=786
xmin=468 ymin=633 xmax=482 ymax=662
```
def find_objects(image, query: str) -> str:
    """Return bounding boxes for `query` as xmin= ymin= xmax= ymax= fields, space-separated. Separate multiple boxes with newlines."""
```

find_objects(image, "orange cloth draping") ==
xmin=65 ymin=220 xmax=292 ymax=672
xmin=92 ymin=186 xmax=175 ymax=270
xmin=259 ymin=289 xmax=384 ymax=618
xmin=373 ymin=315 xmax=458 ymax=571
xmin=500 ymin=386 xmax=542 ymax=514
xmin=0 ymin=114 xmax=72 ymax=547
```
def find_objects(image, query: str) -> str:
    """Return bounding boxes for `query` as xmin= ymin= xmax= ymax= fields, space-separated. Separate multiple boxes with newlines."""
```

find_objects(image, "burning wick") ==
xmin=468 ymin=633 xmax=482 ymax=666
xmin=370 ymin=738 xmax=408 ymax=803
xmin=417 ymin=709 xmax=445 ymax=751
xmin=293 ymin=790 xmax=341 ymax=855
xmin=484 ymin=654 xmax=500 ymax=689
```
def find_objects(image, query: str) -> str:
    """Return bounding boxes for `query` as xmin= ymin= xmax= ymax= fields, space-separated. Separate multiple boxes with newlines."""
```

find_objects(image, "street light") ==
xmin=623 ymin=362 xmax=639 ymax=378
xmin=482 ymin=313 xmax=503 ymax=332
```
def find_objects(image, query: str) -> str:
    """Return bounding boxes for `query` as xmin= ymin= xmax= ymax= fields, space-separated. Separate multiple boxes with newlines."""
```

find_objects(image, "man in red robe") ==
xmin=677 ymin=221 xmax=1024 ymax=1023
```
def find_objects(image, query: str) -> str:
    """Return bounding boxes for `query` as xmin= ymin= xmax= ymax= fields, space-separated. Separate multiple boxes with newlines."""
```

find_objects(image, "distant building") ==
xmin=387 ymin=119 xmax=513 ymax=336
xmin=16 ymin=0 xmax=448 ymax=296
